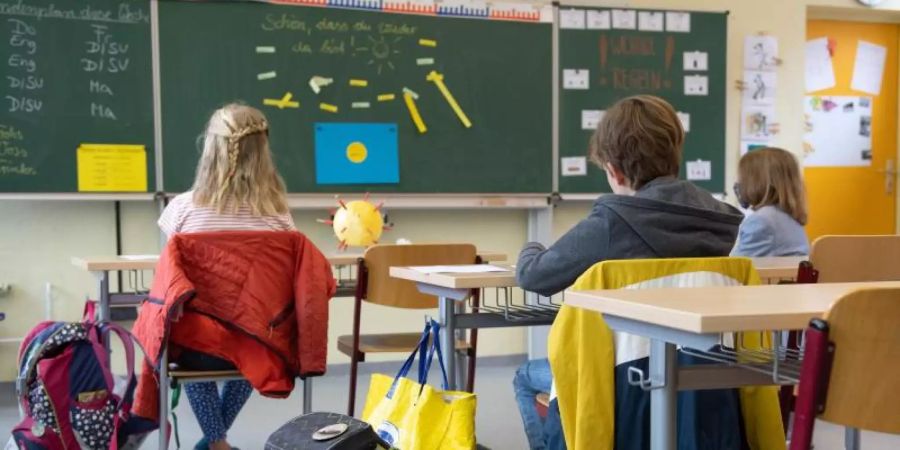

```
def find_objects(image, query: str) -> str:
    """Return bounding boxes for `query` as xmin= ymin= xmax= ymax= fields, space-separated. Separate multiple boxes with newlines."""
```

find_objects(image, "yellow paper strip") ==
xmin=426 ymin=70 xmax=472 ymax=128
xmin=77 ymin=144 xmax=148 ymax=192
xmin=403 ymin=93 xmax=427 ymax=134
xmin=377 ymin=93 xmax=396 ymax=102
xmin=419 ymin=38 xmax=437 ymax=47
xmin=349 ymin=79 xmax=368 ymax=87
xmin=320 ymin=103 xmax=339 ymax=113
xmin=263 ymin=95 xmax=299 ymax=109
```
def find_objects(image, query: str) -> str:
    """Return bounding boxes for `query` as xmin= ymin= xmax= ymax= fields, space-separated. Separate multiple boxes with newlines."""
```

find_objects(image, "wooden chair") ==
xmin=338 ymin=243 xmax=479 ymax=416
xmin=809 ymin=235 xmax=900 ymax=282
xmin=789 ymin=288 xmax=900 ymax=450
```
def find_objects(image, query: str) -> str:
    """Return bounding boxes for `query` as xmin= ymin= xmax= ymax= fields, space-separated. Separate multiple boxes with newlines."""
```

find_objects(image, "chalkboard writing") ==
xmin=0 ymin=0 xmax=153 ymax=193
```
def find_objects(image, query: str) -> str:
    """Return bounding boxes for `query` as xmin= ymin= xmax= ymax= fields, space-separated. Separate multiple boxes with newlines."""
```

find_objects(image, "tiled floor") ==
xmin=2 ymin=360 xmax=898 ymax=449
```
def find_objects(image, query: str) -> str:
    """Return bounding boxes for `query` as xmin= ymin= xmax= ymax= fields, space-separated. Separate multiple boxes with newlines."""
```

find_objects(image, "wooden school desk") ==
xmin=389 ymin=265 xmax=544 ymax=390
xmin=564 ymin=281 xmax=900 ymax=450
xmin=72 ymin=250 xmax=507 ymax=321
xmin=751 ymin=256 xmax=806 ymax=283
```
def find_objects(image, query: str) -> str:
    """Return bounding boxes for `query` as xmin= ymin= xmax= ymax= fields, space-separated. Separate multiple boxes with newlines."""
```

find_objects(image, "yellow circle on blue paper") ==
xmin=346 ymin=142 xmax=368 ymax=163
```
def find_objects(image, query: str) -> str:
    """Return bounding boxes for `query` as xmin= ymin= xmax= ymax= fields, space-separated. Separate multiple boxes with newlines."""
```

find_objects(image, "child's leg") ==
xmin=220 ymin=380 xmax=253 ymax=431
xmin=185 ymin=382 xmax=227 ymax=442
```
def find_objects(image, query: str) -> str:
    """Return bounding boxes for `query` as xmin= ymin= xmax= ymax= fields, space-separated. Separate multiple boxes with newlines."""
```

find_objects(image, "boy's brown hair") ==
xmin=589 ymin=95 xmax=684 ymax=189
xmin=737 ymin=147 xmax=808 ymax=225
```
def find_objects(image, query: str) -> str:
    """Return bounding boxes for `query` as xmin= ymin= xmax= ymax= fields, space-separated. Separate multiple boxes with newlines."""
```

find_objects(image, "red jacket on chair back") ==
xmin=131 ymin=231 xmax=336 ymax=421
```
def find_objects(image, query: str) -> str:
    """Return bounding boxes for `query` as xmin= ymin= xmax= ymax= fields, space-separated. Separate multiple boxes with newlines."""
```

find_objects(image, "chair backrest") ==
xmin=362 ymin=243 xmax=477 ymax=309
xmin=819 ymin=288 xmax=900 ymax=433
xmin=810 ymin=235 xmax=900 ymax=283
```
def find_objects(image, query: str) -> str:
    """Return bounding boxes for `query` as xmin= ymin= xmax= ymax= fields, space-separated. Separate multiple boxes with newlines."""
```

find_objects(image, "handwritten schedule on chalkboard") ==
xmin=0 ymin=0 xmax=154 ymax=192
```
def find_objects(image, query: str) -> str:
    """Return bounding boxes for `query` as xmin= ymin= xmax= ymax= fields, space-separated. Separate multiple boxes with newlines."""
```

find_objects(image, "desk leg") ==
xmin=454 ymin=300 xmax=466 ymax=387
xmin=439 ymin=296 xmax=457 ymax=390
xmin=97 ymin=270 xmax=111 ymax=322
xmin=650 ymin=339 xmax=677 ymax=450
xmin=844 ymin=427 xmax=860 ymax=450
xmin=302 ymin=378 xmax=313 ymax=414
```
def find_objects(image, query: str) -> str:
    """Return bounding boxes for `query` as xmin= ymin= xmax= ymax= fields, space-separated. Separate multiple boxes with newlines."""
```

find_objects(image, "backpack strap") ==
xmin=83 ymin=300 xmax=97 ymax=323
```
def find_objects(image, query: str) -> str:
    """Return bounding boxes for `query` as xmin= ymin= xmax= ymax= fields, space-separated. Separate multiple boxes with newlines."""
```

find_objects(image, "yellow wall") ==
xmin=2 ymin=0 xmax=899 ymax=382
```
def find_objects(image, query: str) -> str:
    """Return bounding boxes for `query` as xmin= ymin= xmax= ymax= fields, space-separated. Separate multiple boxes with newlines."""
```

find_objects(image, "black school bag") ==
xmin=265 ymin=412 xmax=388 ymax=450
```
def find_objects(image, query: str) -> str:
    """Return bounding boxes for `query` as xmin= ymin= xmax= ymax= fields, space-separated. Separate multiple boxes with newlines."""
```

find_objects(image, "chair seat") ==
xmin=337 ymin=332 xmax=471 ymax=357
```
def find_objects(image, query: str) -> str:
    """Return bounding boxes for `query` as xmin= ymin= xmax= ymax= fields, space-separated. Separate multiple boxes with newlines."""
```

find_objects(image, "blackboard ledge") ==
xmin=287 ymin=193 xmax=551 ymax=210
xmin=0 ymin=193 xmax=157 ymax=202
xmin=558 ymin=192 xmax=727 ymax=202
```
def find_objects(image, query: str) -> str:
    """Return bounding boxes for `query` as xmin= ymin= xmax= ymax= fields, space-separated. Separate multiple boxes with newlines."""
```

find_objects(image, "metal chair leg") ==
xmin=844 ymin=427 xmax=860 ymax=450
xmin=158 ymin=348 xmax=170 ymax=450
xmin=302 ymin=378 xmax=313 ymax=414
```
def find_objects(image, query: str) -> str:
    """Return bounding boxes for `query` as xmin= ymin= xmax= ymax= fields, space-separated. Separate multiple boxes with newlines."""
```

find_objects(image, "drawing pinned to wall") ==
xmin=684 ymin=75 xmax=708 ymax=96
xmin=742 ymin=70 xmax=776 ymax=105
xmin=560 ymin=8 xmax=586 ymax=29
xmin=563 ymin=69 xmax=589 ymax=90
xmin=805 ymin=37 xmax=836 ymax=92
xmin=315 ymin=123 xmax=399 ymax=184
xmin=744 ymin=35 xmax=779 ymax=71
xmin=611 ymin=9 xmax=636 ymax=30
xmin=741 ymin=106 xmax=776 ymax=141
xmin=804 ymin=95 xmax=872 ymax=167
xmin=586 ymin=10 xmax=610 ymax=30
xmin=851 ymin=40 xmax=887 ymax=95
xmin=637 ymin=11 xmax=663 ymax=32
xmin=665 ymin=11 xmax=690 ymax=32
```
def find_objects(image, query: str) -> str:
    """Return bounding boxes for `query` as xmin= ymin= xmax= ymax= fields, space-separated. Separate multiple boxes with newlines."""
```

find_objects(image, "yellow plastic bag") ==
xmin=361 ymin=321 xmax=476 ymax=450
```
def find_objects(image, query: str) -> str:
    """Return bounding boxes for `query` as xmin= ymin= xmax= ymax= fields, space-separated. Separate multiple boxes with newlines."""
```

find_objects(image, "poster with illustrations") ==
xmin=803 ymin=95 xmax=873 ymax=167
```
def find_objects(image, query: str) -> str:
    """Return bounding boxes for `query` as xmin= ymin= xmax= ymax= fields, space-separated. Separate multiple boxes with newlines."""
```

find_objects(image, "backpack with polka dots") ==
xmin=11 ymin=306 xmax=155 ymax=450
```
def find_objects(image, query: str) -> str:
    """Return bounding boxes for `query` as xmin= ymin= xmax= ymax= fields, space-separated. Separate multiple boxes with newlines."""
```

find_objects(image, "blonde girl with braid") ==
xmin=157 ymin=103 xmax=294 ymax=450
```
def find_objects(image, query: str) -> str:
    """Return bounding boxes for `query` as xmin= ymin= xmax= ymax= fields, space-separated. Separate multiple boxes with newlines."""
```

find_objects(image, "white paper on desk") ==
xmin=611 ymin=9 xmax=636 ymax=30
xmin=744 ymin=35 xmax=779 ymax=71
xmin=120 ymin=254 xmax=159 ymax=260
xmin=637 ymin=11 xmax=663 ymax=32
xmin=586 ymin=10 xmax=610 ymax=30
xmin=409 ymin=265 xmax=509 ymax=274
xmin=743 ymin=70 xmax=777 ymax=105
xmin=851 ymin=40 xmax=887 ymax=95
xmin=560 ymin=8 xmax=586 ymax=29
xmin=805 ymin=37 xmax=835 ymax=93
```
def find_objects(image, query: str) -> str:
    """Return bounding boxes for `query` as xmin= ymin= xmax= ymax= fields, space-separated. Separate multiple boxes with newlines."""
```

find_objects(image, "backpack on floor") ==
xmin=10 ymin=304 xmax=154 ymax=450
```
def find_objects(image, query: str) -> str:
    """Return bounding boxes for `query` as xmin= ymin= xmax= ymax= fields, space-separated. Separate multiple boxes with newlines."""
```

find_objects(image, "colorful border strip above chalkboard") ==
xmin=269 ymin=0 xmax=553 ymax=22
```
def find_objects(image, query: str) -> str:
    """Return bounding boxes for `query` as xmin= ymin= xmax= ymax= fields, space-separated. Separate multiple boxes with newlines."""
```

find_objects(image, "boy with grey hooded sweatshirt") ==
xmin=513 ymin=95 xmax=743 ymax=450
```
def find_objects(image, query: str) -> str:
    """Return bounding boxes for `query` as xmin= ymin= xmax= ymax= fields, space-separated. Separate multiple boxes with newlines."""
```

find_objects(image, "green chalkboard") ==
xmin=159 ymin=0 xmax=552 ymax=194
xmin=558 ymin=7 xmax=726 ymax=194
xmin=0 ymin=0 xmax=154 ymax=193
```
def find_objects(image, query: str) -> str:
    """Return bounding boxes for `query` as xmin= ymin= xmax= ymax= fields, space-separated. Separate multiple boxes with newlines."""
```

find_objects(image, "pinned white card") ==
xmin=665 ymin=12 xmax=690 ymax=32
xmin=677 ymin=111 xmax=690 ymax=132
xmin=851 ymin=40 xmax=887 ymax=95
xmin=612 ymin=9 xmax=636 ymax=29
xmin=563 ymin=69 xmax=590 ymax=90
xmin=684 ymin=75 xmax=708 ymax=96
xmin=586 ymin=10 xmax=611 ymax=30
xmin=686 ymin=160 xmax=711 ymax=181
xmin=638 ymin=11 xmax=664 ymax=31
xmin=561 ymin=157 xmax=588 ymax=176
xmin=560 ymin=9 xmax=586 ymax=29
xmin=805 ymin=37 xmax=835 ymax=93
xmin=683 ymin=51 xmax=708 ymax=71
xmin=582 ymin=110 xmax=604 ymax=130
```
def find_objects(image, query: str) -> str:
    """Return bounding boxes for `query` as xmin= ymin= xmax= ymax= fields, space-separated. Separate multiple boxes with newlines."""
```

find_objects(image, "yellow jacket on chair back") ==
xmin=548 ymin=257 xmax=786 ymax=450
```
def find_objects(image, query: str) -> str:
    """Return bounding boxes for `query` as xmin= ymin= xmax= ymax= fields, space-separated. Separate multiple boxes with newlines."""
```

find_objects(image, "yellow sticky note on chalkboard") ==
xmin=77 ymin=144 xmax=147 ymax=192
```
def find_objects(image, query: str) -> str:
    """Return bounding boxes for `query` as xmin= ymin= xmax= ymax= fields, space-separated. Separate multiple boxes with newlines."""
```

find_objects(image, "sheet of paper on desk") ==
xmin=120 ymin=255 xmax=159 ymax=261
xmin=409 ymin=265 xmax=509 ymax=274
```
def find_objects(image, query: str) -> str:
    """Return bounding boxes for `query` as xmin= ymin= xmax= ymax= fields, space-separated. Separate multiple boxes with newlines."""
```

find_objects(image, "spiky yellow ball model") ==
xmin=319 ymin=196 xmax=390 ymax=250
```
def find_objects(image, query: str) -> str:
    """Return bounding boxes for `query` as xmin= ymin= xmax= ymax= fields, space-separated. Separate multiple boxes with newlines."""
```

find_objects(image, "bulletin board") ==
xmin=557 ymin=6 xmax=727 ymax=194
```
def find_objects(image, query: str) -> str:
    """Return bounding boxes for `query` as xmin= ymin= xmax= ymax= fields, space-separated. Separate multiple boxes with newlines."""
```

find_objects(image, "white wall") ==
xmin=2 ymin=0 xmax=898 ymax=382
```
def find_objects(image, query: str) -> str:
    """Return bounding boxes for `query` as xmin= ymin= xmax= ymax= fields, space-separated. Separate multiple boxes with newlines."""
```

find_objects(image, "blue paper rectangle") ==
xmin=315 ymin=122 xmax=399 ymax=185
